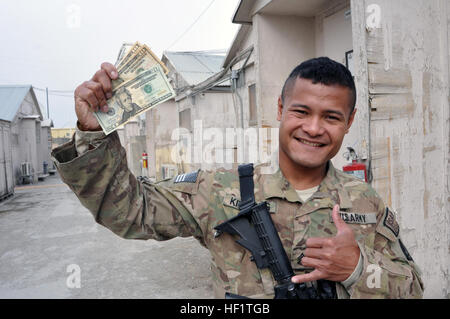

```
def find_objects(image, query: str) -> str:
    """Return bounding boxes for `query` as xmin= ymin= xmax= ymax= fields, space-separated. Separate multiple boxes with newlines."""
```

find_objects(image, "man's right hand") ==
xmin=74 ymin=62 xmax=118 ymax=131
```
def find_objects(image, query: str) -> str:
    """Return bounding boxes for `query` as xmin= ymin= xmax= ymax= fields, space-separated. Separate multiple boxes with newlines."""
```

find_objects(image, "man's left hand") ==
xmin=292 ymin=204 xmax=360 ymax=283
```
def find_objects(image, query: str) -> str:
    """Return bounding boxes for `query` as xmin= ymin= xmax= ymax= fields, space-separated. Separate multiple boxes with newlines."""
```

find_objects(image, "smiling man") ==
xmin=277 ymin=61 xmax=356 ymax=191
xmin=52 ymin=57 xmax=424 ymax=299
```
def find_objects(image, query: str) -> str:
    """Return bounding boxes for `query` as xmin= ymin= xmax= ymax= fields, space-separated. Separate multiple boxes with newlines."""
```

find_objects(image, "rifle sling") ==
xmin=238 ymin=164 xmax=256 ymax=211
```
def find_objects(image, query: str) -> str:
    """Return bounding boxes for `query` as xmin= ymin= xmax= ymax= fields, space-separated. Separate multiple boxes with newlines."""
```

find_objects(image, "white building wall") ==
xmin=177 ymin=91 xmax=236 ymax=172
xmin=146 ymin=99 xmax=180 ymax=180
xmin=117 ymin=120 xmax=147 ymax=178
xmin=17 ymin=118 xmax=38 ymax=183
xmin=36 ymin=121 xmax=45 ymax=175
xmin=10 ymin=121 xmax=20 ymax=184
xmin=254 ymin=13 xmax=316 ymax=128
xmin=42 ymin=126 xmax=52 ymax=171
xmin=353 ymin=0 xmax=449 ymax=298
xmin=10 ymin=91 xmax=42 ymax=184
xmin=0 ymin=120 xmax=14 ymax=197
xmin=227 ymin=26 xmax=256 ymax=130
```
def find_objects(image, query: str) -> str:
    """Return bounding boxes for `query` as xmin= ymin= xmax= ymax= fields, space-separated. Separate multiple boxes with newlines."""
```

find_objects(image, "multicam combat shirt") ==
xmin=51 ymin=130 xmax=424 ymax=299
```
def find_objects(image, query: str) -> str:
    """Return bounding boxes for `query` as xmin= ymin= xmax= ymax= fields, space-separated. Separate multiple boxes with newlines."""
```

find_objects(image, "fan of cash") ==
xmin=94 ymin=42 xmax=175 ymax=135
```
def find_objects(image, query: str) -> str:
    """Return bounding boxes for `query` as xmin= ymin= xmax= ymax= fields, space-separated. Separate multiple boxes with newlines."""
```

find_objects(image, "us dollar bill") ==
xmin=115 ymin=42 xmax=142 ymax=69
xmin=112 ymin=44 xmax=169 ymax=91
xmin=114 ymin=42 xmax=135 ymax=67
xmin=94 ymin=64 xmax=175 ymax=135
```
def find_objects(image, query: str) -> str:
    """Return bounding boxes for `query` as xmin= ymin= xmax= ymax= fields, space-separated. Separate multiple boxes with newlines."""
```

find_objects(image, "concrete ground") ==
xmin=0 ymin=173 xmax=213 ymax=299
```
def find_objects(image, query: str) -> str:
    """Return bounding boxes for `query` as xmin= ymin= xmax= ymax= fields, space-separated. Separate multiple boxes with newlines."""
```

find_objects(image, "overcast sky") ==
xmin=0 ymin=0 xmax=241 ymax=128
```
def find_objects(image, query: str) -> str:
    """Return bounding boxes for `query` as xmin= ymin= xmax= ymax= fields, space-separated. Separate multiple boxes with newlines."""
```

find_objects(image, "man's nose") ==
xmin=303 ymin=117 xmax=324 ymax=137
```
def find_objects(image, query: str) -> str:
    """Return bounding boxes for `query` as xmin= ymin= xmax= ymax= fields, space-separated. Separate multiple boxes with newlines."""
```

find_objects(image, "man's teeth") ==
xmin=298 ymin=138 xmax=323 ymax=147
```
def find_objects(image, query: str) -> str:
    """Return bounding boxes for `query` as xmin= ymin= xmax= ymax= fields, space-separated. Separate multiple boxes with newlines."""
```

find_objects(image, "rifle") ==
xmin=214 ymin=163 xmax=336 ymax=299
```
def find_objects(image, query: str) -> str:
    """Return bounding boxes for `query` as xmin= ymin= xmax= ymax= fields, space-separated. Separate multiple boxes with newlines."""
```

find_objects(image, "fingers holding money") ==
xmin=100 ymin=62 xmax=118 ymax=80
xmin=93 ymin=63 xmax=119 ymax=111
xmin=74 ymin=93 xmax=100 ymax=131
xmin=75 ymin=63 xmax=118 ymax=108
xmin=92 ymin=69 xmax=113 ymax=99
xmin=74 ymin=62 xmax=120 ymax=132
xmin=75 ymin=81 xmax=107 ymax=112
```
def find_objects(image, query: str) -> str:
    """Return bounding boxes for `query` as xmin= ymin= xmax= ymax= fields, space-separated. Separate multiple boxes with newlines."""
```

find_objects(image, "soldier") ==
xmin=52 ymin=57 xmax=424 ymax=298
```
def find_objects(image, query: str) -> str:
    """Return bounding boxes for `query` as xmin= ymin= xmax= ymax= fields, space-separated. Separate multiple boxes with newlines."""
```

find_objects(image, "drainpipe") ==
xmin=231 ymin=70 xmax=243 ymax=130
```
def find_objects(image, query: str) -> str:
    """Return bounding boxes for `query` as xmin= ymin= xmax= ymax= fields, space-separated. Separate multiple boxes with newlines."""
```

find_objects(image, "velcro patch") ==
xmin=383 ymin=207 xmax=399 ymax=237
xmin=174 ymin=171 xmax=199 ymax=184
xmin=330 ymin=211 xmax=377 ymax=224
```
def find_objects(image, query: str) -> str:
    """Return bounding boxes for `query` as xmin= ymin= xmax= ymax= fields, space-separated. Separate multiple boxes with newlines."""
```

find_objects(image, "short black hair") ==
xmin=281 ymin=57 xmax=356 ymax=114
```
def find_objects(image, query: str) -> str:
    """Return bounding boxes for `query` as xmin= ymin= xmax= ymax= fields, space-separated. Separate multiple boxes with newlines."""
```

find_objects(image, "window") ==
xmin=179 ymin=108 xmax=192 ymax=131
xmin=248 ymin=84 xmax=257 ymax=126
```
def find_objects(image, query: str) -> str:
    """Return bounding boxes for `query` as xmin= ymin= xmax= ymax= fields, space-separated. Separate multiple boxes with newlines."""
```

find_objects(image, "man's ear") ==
xmin=277 ymin=96 xmax=283 ymax=121
xmin=345 ymin=108 xmax=357 ymax=133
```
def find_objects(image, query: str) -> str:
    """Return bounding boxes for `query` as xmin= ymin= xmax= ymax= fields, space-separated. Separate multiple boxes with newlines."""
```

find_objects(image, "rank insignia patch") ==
xmin=174 ymin=171 xmax=199 ymax=184
xmin=383 ymin=207 xmax=399 ymax=237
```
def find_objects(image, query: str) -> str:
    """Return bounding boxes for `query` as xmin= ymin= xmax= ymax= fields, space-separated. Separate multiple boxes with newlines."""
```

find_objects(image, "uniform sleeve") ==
xmin=51 ymin=130 xmax=204 ymax=243
xmin=345 ymin=199 xmax=424 ymax=298
xmin=74 ymin=123 xmax=106 ymax=155
xmin=341 ymin=252 xmax=364 ymax=289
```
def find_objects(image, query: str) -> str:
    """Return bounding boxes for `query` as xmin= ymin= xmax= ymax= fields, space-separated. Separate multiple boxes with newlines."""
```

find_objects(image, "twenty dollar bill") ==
xmin=112 ymin=44 xmax=169 ymax=91
xmin=94 ymin=64 xmax=175 ymax=135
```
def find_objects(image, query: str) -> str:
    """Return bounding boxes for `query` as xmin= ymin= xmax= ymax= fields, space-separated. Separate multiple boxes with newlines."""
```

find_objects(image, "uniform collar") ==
xmin=258 ymin=156 xmax=353 ymax=210
xmin=312 ymin=162 xmax=353 ymax=210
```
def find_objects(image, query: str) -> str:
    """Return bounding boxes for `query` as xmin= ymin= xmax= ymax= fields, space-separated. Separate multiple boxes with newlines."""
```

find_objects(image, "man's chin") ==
xmin=288 ymin=153 xmax=329 ymax=170
xmin=293 ymin=160 xmax=326 ymax=170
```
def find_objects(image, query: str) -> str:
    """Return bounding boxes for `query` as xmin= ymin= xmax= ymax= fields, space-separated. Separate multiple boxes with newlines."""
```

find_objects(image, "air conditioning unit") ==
xmin=21 ymin=162 xmax=32 ymax=176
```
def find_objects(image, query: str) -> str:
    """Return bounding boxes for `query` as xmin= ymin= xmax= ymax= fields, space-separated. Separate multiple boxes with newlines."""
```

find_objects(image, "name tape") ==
xmin=330 ymin=212 xmax=377 ymax=224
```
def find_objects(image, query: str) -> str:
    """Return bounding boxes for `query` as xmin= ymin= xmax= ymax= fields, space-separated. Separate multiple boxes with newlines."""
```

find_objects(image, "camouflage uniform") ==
xmin=51 ymin=130 xmax=424 ymax=299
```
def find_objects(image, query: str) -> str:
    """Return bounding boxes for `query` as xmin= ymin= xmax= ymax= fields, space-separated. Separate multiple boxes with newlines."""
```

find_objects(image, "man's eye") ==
xmin=327 ymin=115 xmax=340 ymax=121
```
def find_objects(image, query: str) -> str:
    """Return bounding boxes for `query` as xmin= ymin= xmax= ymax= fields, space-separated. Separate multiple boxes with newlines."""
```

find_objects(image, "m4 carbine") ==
xmin=214 ymin=163 xmax=336 ymax=299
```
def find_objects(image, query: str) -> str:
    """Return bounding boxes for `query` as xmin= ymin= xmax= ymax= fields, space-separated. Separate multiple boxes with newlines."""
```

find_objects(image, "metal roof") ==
xmin=163 ymin=51 xmax=227 ymax=86
xmin=0 ymin=85 xmax=33 ymax=122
